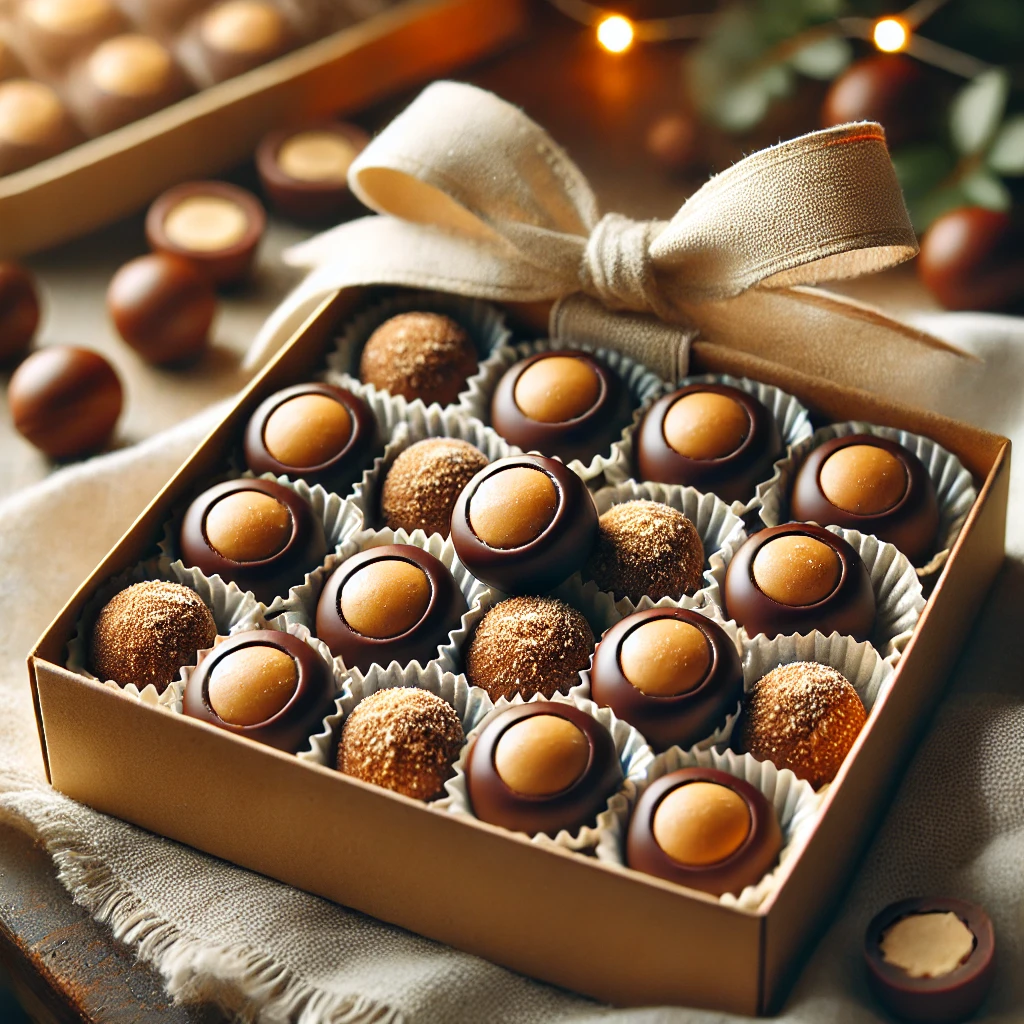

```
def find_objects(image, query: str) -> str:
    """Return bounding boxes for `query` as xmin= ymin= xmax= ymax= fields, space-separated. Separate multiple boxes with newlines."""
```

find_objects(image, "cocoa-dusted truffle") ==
xmin=359 ymin=312 xmax=477 ymax=407
xmin=585 ymin=500 xmax=705 ymax=603
xmin=381 ymin=438 xmax=489 ymax=537
xmin=465 ymin=596 xmax=594 ymax=702
xmin=337 ymin=687 xmax=463 ymax=800
xmin=738 ymin=661 xmax=867 ymax=788
xmin=90 ymin=580 xmax=216 ymax=692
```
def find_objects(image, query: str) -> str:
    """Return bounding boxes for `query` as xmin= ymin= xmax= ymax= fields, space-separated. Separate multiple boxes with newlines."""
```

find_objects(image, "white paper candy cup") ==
xmin=324 ymin=289 xmax=511 ymax=415
xmin=760 ymin=421 xmax=977 ymax=579
xmin=436 ymin=691 xmax=654 ymax=863
xmin=348 ymin=404 xmax=521 ymax=536
xmin=589 ymin=480 xmax=748 ymax=612
xmin=457 ymin=338 xmax=669 ymax=486
xmin=608 ymin=372 xmax=813 ymax=520
xmin=66 ymin=556 xmax=265 ymax=703
xmin=623 ymin=746 xmax=821 ymax=912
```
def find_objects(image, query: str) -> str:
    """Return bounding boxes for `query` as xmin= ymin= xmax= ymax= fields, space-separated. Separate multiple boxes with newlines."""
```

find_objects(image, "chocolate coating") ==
xmin=315 ymin=544 xmax=467 ymax=672
xmin=626 ymin=767 xmax=783 ymax=896
xmin=179 ymin=478 xmax=326 ymax=605
xmin=186 ymin=0 xmax=295 ymax=84
xmin=146 ymin=181 xmax=266 ymax=286
xmin=791 ymin=434 xmax=941 ymax=566
xmin=590 ymin=608 xmax=743 ymax=752
xmin=724 ymin=523 xmax=876 ymax=641
xmin=0 ymin=261 xmax=40 ymax=362
xmin=636 ymin=383 xmax=782 ymax=505
xmin=183 ymin=628 xmax=332 ymax=752
xmin=451 ymin=455 xmax=599 ymax=594
xmin=256 ymin=121 xmax=368 ymax=223
xmin=465 ymin=702 xmax=621 ymax=836
xmin=107 ymin=252 xmax=216 ymax=364
xmin=865 ymin=898 xmax=995 ymax=1024
xmin=244 ymin=382 xmax=375 ymax=491
xmin=8 ymin=345 xmax=122 ymax=458
xmin=490 ymin=351 xmax=632 ymax=464
xmin=0 ymin=78 xmax=79 ymax=175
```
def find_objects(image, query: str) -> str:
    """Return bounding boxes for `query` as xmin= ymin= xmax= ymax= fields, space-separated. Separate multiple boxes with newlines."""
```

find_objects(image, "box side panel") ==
xmin=34 ymin=663 xmax=763 ymax=1014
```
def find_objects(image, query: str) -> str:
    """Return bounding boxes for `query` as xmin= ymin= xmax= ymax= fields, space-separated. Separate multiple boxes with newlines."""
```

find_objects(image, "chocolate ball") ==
xmin=9 ymin=345 xmax=122 ymax=458
xmin=585 ymin=499 xmax=705 ymax=603
xmin=865 ymin=898 xmax=995 ymax=1024
xmin=256 ymin=121 xmax=368 ymax=223
xmin=490 ymin=351 xmax=631 ymax=464
xmin=183 ymin=628 xmax=333 ymax=752
xmin=737 ymin=661 xmax=866 ymax=788
xmin=89 ymin=580 xmax=216 ymax=693
xmin=0 ymin=78 xmax=79 ymax=175
xmin=243 ymin=382 xmax=375 ymax=491
xmin=465 ymin=702 xmax=621 ymax=836
xmin=146 ymin=181 xmax=266 ymax=286
xmin=451 ymin=455 xmax=599 ymax=594
xmin=465 ymin=596 xmax=594 ymax=702
xmin=790 ymin=434 xmax=940 ymax=565
xmin=337 ymin=687 xmax=463 ymax=800
xmin=636 ymin=383 xmax=783 ymax=504
xmin=17 ymin=0 xmax=125 ymax=70
xmin=179 ymin=478 xmax=327 ymax=605
xmin=626 ymin=767 xmax=783 ymax=896
xmin=186 ymin=0 xmax=295 ymax=84
xmin=590 ymin=608 xmax=743 ymax=752
xmin=380 ymin=437 xmax=489 ymax=538
xmin=358 ymin=312 xmax=477 ymax=407
xmin=107 ymin=252 xmax=216 ymax=365
xmin=0 ymin=261 xmax=40 ymax=362
xmin=724 ymin=523 xmax=876 ymax=641
xmin=315 ymin=544 xmax=467 ymax=672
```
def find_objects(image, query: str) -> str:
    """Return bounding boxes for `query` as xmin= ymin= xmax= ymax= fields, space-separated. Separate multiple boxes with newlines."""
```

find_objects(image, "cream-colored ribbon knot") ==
xmin=578 ymin=214 xmax=667 ymax=316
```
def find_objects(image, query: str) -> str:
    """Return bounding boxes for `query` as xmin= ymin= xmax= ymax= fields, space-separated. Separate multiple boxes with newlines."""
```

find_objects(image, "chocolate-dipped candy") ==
xmin=337 ymin=687 xmax=463 ymax=800
xmin=315 ymin=544 xmax=467 ymax=672
xmin=737 ymin=661 xmax=866 ymax=787
xmin=183 ymin=628 xmax=332 ymax=751
xmin=184 ymin=0 xmax=295 ymax=84
xmin=0 ymin=261 xmax=40 ymax=361
xmin=0 ymin=34 xmax=27 ymax=81
xmin=636 ymin=383 xmax=782 ymax=505
xmin=465 ymin=596 xmax=594 ymax=702
xmin=724 ymin=523 xmax=875 ymax=641
xmin=16 ymin=0 xmax=125 ymax=70
xmin=790 ymin=433 xmax=940 ymax=566
xmin=585 ymin=499 xmax=704 ymax=603
xmin=67 ymin=34 xmax=190 ymax=137
xmin=490 ymin=351 xmax=631 ymax=464
xmin=358 ymin=312 xmax=477 ymax=407
xmin=865 ymin=898 xmax=995 ymax=1024
xmin=179 ymin=478 xmax=326 ymax=604
xmin=380 ymin=437 xmax=489 ymax=538
xmin=243 ymin=382 xmax=375 ymax=491
xmin=90 ymin=580 xmax=216 ymax=693
xmin=465 ymin=702 xmax=621 ymax=836
xmin=256 ymin=121 xmax=368 ymax=222
xmin=107 ymin=252 xmax=216 ymax=364
xmin=590 ymin=608 xmax=742 ymax=752
xmin=146 ymin=181 xmax=266 ymax=286
xmin=626 ymin=767 xmax=782 ymax=896
xmin=451 ymin=454 xmax=598 ymax=594
xmin=9 ymin=345 xmax=122 ymax=458
xmin=0 ymin=79 xmax=79 ymax=175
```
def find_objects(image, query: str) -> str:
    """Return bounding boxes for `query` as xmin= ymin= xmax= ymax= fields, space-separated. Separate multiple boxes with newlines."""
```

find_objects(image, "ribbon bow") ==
xmin=248 ymin=81 xmax=967 ymax=392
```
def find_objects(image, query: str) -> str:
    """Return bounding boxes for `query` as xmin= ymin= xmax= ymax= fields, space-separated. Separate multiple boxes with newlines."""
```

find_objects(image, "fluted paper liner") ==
xmin=624 ymin=746 xmax=821 ymax=912
xmin=607 ymin=372 xmax=813 ymax=520
xmin=457 ymin=338 xmax=669 ymax=486
xmin=589 ymin=480 xmax=748 ymax=612
xmin=760 ymin=420 xmax=977 ymax=579
xmin=437 ymin=691 xmax=654 ymax=862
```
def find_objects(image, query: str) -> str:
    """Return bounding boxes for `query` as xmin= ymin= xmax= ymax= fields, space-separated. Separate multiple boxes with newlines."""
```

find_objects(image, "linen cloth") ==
xmin=0 ymin=309 xmax=1022 ymax=1023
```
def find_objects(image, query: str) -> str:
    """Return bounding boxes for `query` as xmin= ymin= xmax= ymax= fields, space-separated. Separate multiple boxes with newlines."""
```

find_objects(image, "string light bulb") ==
xmin=596 ymin=14 xmax=634 ymax=53
xmin=873 ymin=17 xmax=910 ymax=53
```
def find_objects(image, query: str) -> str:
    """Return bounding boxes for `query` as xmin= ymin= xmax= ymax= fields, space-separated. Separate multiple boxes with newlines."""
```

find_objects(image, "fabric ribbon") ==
xmin=246 ymin=81 xmax=966 ymax=391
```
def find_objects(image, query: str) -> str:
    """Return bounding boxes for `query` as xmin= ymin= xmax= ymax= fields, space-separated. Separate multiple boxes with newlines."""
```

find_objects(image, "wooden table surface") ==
xmin=0 ymin=2 xmax=940 ymax=1020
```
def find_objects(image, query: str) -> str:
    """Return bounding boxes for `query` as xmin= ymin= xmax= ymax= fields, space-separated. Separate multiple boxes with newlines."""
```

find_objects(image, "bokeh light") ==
xmin=597 ymin=15 xmax=635 ymax=54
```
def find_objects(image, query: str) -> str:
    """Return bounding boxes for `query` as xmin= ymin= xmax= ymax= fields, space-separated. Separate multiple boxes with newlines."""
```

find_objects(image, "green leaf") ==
xmin=711 ymin=80 xmax=773 ymax=132
xmin=960 ymin=169 xmax=1013 ymax=210
xmin=987 ymin=115 xmax=1024 ymax=175
xmin=890 ymin=145 xmax=956 ymax=197
xmin=950 ymin=68 xmax=1010 ymax=156
xmin=789 ymin=34 xmax=852 ymax=79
